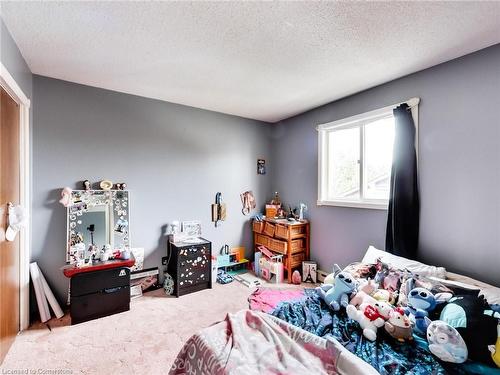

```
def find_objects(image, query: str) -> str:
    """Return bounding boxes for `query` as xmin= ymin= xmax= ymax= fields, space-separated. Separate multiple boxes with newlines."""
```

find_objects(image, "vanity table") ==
xmin=63 ymin=189 xmax=134 ymax=324
xmin=62 ymin=257 xmax=135 ymax=325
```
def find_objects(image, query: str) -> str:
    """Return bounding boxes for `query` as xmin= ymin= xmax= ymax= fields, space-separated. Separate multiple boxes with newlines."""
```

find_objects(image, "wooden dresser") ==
xmin=252 ymin=218 xmax=309 ymax=283
xmin=167 ymin=238 xmax=212 ymax=297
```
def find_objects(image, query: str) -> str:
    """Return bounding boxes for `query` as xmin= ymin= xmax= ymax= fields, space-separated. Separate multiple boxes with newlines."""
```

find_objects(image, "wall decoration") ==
xmin=257 ymin=159 xmax=266 ymax=175
xmin=240 ymin=190 xmax=256 ymax=215
xmin=211 ymin=192 xmax=226 ymax=227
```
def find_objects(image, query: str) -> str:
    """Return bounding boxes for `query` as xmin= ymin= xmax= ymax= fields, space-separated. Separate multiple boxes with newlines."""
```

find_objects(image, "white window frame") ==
xmin=317 ymin=98 xmax=419 ymax=210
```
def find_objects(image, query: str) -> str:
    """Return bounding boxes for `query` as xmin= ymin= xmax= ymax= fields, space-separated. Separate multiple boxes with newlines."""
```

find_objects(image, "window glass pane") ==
xmin=364 ymin=117 xmax=394 ymax=200
xmin=328 ymin=127 xmax=360 ymax=200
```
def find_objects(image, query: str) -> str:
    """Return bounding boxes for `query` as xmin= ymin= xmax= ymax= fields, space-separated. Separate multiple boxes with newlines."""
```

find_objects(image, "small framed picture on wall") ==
xmin=257 ymin=159 xmax=266 ymax=175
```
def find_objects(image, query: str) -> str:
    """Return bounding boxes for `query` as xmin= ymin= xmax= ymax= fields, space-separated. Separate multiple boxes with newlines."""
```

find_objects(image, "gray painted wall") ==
xmin=272 ymin=44 xmax=500 ymax=286
xmin=33 ymin=76 xmax=272 ymax=302
xmin=30 ymin=42 xmax=500 ymax=306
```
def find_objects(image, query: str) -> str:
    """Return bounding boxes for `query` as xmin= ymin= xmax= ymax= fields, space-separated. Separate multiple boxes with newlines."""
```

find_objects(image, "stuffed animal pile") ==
xmin=315 ymin=262 xmax=499 ymax=369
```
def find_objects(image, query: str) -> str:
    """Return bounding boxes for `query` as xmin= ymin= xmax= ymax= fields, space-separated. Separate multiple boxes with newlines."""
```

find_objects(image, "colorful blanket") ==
xmin=248 ymin=287 xmax=305 ymax=313
xmin=272 ymin=289 xmax=499 ymax=375
xmin=169 ymin=309 xmax=378 ymax=375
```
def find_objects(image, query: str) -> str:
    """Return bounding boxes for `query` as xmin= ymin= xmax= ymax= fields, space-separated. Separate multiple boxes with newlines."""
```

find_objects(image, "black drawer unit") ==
xmin=70 ymin=267 xmax=130 ymax=324
xmin=167 ymin=238 xmax=212 ymax=297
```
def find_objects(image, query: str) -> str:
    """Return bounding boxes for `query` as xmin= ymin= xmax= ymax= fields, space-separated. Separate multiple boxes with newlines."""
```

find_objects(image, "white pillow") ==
xmin=437 ymin=273 xmax=500 ymax=305
xmin=361 ymin=246 xmax=447 ymax=279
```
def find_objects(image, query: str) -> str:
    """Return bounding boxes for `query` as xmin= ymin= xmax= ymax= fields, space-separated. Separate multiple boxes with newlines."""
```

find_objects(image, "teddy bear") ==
xmin=316 ymin=264 xmax=358 ymax=311
xmin=346 ymin=301 xmax=392 ymax=341
xmin=384 ymin=307 xmax=413 ymax=342
xmin=349 ymin=279 xmax=378 ymax=307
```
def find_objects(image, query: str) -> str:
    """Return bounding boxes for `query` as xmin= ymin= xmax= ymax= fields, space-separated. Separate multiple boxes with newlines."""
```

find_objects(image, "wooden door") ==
xmin=0 ymin=87 xmax=21 ymax=363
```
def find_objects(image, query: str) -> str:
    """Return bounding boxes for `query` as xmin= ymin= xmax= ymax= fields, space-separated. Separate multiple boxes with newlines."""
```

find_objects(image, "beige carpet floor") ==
xmin=1 ymin=281 xmax=264 ymax=374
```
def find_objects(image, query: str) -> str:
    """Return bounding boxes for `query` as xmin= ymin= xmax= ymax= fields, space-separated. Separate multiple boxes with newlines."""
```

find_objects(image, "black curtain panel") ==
xmin=385 ymin=103 xmax=419 ymax=258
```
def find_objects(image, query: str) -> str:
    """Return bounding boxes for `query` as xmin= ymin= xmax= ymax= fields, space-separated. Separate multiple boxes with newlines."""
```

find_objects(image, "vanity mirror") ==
xmin=66 ymin=190 xmax=130 ymax=263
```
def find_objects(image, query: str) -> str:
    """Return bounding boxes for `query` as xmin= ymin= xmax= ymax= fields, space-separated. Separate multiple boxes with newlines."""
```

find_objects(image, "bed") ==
xmin=170 ymin=309 xmax=377 ymax=375
xmin=169 ymin=247 xmax=500 ymax=375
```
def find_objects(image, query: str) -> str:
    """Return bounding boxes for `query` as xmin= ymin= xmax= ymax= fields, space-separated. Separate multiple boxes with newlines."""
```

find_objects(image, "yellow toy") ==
xmin=488 ymin=321 xmax=500 ymax=367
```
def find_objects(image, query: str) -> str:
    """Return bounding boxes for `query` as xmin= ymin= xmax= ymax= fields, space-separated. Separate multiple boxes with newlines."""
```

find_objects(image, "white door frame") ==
xmin=0 ymin=62 xmax=31 ymax=331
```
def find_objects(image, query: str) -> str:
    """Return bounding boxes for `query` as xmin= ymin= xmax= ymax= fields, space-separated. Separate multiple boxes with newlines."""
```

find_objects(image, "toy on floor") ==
xmin=163 ymin=273 xmax=174 ymax=295
xmin=384 ymin=307 xmax=413 ymax=342
xmin=292 ymin=270 xmax=301 ymax=285
xmin=257 ymin=246 xmax=284 ymax=283
xmin=316 ymin=264 xmax=358 ymax=311
xmin=346 ymin=301 xmax=392 ymax=341
xmin=405 ymin=287 xmax=452 ymax=334
xmin=488 ymin=322 xmax=500 ymax=367
xmin=217 ymin=269 xmax=234 ymax=284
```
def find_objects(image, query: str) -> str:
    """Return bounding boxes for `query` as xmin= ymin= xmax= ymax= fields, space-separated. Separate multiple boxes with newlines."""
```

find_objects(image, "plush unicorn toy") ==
xmin=316 ymin=264 xmax=358 ymax=311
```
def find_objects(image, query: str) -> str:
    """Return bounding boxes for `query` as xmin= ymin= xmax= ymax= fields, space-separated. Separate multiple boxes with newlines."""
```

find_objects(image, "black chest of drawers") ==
xmin=70 ymin=267 xmax=130 ymax=324
xmin=167 ymin=238 xmax=212 ymax=297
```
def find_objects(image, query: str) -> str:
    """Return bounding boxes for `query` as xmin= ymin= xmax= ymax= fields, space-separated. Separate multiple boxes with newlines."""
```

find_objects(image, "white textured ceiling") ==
xmin=1 ymin=2 xmax=499 ymax=122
